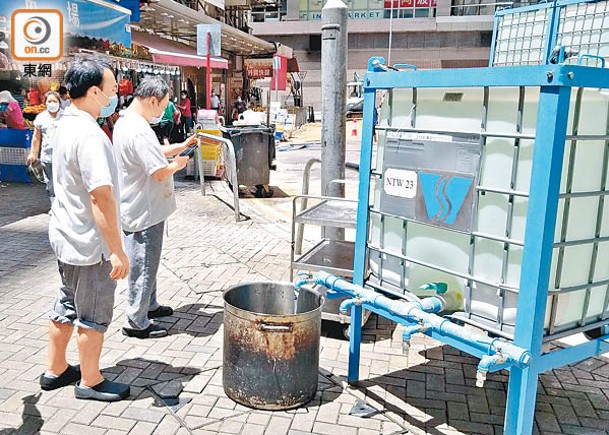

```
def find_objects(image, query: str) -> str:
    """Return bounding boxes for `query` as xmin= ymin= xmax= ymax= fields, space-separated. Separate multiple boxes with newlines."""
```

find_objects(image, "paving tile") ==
xmin=121 ymin=407 xmax=166 ymax=424
xmin=91 ymin=415 xmax=137 ymax=432
xmin=42 ymin=409 xmax=77 ymax=433
xmin=5 ymin=170 xmax=609 ymax=435
xmin=312 ymin=421 xmax=357 ymax=435
xmin=152 ymin=416 xmax=181 ymax=435
xmin=60 ymin=423 xmax=107 ymax=435
xmin=267 ymin=416 xmax=292 ymax=435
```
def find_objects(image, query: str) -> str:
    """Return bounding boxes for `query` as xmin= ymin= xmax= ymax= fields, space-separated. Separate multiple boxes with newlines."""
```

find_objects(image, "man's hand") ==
xmin=181 ymin=134 xmax=198 ymax=149
xmin=109 ymin=250 xmax=129 ymax=280
xmin=173 ymin=155 xmax=189 ymax=170
xmin=26 ymin=153 xmax=38 ymax=165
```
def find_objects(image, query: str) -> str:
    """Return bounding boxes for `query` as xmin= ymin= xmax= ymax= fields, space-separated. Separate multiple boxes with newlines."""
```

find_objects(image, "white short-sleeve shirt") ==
xmin=113 ymin=110 xmax=177 ymax=233
xmin=33 ymin=109 xmax=63 ymax=163
xmin=48 ymin=105 xmax=121 ymax=266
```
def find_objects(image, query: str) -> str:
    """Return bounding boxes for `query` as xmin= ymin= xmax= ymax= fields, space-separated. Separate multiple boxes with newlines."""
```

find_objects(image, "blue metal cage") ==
xmin=345 ymin=59 xmax=609 ymax=435
xmin=491 ymin=0 xmax=609 ymax=67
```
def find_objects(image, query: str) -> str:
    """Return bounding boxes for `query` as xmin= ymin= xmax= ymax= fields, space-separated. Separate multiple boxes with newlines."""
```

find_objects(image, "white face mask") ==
xmin=46 ymin=102 xmax=60 ymax=113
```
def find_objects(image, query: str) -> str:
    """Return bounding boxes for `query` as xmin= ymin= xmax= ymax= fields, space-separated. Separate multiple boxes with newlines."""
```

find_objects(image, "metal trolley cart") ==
xmin=291 ymin=159 xmax=370 ymax=336
xmin=299 ymin=1 xmax=609 ymax=432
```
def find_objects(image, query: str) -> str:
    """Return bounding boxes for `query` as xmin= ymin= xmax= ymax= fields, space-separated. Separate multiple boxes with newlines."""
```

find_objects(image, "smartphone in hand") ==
xmin=179 ymin=144 xmax=199 ymax=158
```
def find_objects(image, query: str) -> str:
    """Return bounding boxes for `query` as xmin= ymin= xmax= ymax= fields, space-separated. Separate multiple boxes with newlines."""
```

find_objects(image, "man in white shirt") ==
xmin=113 ymin=76 xmax=196 ymax=339
xmin=210 ymin=92 xmax=221 ymax=110
xmin=41 ymin=58 xmax=131 ymax=402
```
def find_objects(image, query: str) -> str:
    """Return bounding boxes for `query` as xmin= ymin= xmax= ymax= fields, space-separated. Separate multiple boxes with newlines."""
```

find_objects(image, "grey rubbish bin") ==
xmin=222 ymin=126 xmax=276 ymax=198
xmin=223 ymin=282 xmax=323 ymax=410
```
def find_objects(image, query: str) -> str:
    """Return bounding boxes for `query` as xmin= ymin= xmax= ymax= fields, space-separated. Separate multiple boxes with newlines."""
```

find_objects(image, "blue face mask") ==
xmin=0 ymin=103 xmax=8 ymax=112
xmin=149 ymin=98 xmax=166 ymax=125
xmin=96 ymin=90 xmax=118 ymax=119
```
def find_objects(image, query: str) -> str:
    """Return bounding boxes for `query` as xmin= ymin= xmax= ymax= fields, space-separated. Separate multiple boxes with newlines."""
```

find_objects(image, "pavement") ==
xmin=1 ymin=137 xmax=609 ymax=435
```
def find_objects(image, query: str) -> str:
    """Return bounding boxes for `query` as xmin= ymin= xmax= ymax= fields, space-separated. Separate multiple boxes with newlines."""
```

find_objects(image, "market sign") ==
xmin=384 ymin=0 xmax=437 ymax=7
xmin=244 ymin=58 xmax=272 ymax=79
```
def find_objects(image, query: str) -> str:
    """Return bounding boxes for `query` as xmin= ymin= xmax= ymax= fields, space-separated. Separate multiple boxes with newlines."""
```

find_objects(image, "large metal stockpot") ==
xmin=223 ymin=282 xmax=323 ymax=410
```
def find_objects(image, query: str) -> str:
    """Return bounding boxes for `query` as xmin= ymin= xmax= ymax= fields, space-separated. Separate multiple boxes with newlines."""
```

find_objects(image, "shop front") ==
xmin=132 ymin=30 xmax=229 ymax=122
xmin=0 ymin=0 xmax=132 ymax=182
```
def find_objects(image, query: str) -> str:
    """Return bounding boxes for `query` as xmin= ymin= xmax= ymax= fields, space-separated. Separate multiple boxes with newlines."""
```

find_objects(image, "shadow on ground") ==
xmin=321 ymin=314 xmax=397 ymax=344
xmin=342 ymin=343 xmax=609 ymax=435
xmin=0 ymin=183 xmax=49 ymax=228
xmin=0 ymin=393 xmax=44 ymax=435
xmin=104 ymin=357 xmax=207 ymax=412
xmin=161 ymin=303 xmax=224 ymax=338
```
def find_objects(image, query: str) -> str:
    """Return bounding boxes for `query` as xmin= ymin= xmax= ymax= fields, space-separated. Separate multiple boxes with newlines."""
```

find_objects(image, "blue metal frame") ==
xmin=349 ymin=57 xmax=609 ymax=434
xmin=504 ymin=85 xmax=571 ymax=434
xmin=490 ymin=1 xmax=557 ymax=67
xmin=491 ymin=0 xmax=609 ymax=67
xmin=362 ymin=64 xmax=609 ymax=89
xmin=348 ymin=57 xmax=380 ymax=383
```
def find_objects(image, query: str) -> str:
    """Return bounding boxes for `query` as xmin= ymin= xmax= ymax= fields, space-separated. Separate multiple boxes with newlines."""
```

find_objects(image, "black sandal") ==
xmin=148 ymin=305 xmax=174 ymax=318
xmin=122 ymin=323 xmax=168 ymax=339
xmin=75 ymin=379 xmax=130 ymax=402
xmin=40 ymin=364 xmax=81 ymax=391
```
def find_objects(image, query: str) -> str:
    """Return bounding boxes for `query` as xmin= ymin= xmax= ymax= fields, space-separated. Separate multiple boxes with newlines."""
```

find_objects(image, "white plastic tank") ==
xmin=369 ymin=86 xmax=609 ymax=336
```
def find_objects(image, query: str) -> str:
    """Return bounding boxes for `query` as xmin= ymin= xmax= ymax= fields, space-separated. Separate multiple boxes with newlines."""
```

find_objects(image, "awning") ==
xmin=1 ymin=0 xmax=132 ymax=47
xmin=136 ymin=0 xmax=277 ymax=56
xmin=132 ymin=31 xmax=228 ymax=69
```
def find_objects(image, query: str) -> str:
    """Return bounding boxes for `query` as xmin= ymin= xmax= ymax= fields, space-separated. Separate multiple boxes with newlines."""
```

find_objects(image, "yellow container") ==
xmin=200 ymin=143 xmax=222 ymax=160
xmin=196 ymin=128 xmax=223 ymax=177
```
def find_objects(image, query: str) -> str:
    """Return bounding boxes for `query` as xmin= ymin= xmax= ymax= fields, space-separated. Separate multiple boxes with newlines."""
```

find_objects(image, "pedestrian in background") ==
xmin=42 ymin=58 xmax=130 ymax=402
xmin=27 ymin=91 xmax=63 ymax=201
xmin=210 ymin=92 xmax=221 ymax=110
xmin=0 ymin=90 xmax=24 ymax=129
xmin=177 ymin=90 xmax=192 ymax=140
xmin=113 ymin=76 xmax=197 ymax=339
xmin=232 ymin=95 xmax=246 ymax=122
xmin=58 ymin=85 xmax=71 ymax=109
xmin=153 ymin=94 xmax=178 ymax=144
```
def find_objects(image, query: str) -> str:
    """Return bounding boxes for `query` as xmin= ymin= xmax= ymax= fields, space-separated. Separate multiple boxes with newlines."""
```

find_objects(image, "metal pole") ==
xmin=206 ymin=32 xmax=211 ymax=110
xmin=321 ymin=0 xmax=347 ymax=240
xmin=388 ymin=0 xmax=394 ymax=66
xmin=274 ymin=56 xmax=279 ymax=108
xmin=266 ymin=89 xmax=271 ymax=127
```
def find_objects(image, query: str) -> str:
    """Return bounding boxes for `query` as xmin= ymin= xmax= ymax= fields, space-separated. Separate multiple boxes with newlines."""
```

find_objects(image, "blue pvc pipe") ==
xmin=305 ymin=271 xmax=532 ymax=374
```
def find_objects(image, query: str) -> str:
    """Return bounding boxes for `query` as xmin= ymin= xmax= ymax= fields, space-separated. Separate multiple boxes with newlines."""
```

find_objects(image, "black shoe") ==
xmin=148 ymin=305 xmax=173 ymax=318
xmin=40 ymin=365 xmax=81 ymax=391
xmin=122 ymin=323 xmax=168 ymax=339
xmin=74 ymin=379 xmax=130 ymax=402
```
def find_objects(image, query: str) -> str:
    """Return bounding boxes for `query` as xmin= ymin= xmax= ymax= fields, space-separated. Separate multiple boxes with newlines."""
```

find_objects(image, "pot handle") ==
xmin=258 ymin=322 xmax=293 ymax=332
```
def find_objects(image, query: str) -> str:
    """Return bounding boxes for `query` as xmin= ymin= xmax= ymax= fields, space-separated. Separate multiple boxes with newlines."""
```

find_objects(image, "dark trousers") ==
xmin=179 ymin=116 xmax=192 ymax=139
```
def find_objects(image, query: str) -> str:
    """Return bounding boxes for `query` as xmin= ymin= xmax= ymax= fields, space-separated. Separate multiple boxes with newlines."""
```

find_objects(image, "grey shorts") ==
xmin=49 ymin=260 xmax=116 ymax=333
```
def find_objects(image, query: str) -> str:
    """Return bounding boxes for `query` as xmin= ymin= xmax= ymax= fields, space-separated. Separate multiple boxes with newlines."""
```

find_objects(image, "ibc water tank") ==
xmin=368 ymin=86 xmax=609 ymax=338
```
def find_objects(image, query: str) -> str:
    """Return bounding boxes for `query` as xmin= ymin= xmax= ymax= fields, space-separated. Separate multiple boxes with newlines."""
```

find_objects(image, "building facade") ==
xmin=250 ymin=0 xmax=525 ymax=110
